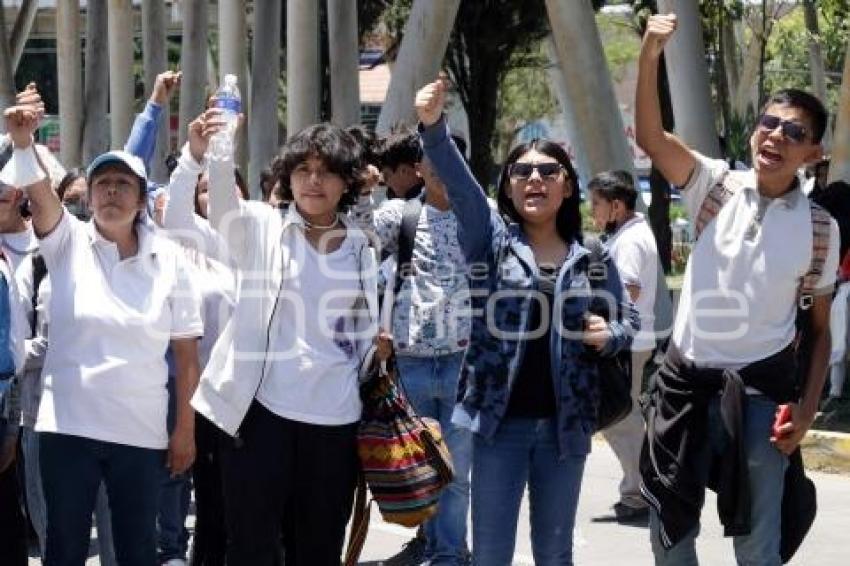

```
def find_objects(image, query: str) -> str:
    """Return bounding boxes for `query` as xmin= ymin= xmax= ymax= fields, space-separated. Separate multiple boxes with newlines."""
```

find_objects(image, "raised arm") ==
xmin=4 ymin=87 xmax=62 ymax=237
xmin=125 ymin=71 xmax=181 ymax=171
xmin=415 ymin=77 xmax=503 ymax=264
xmin=635 ymin=14 xmax=695 ymax=188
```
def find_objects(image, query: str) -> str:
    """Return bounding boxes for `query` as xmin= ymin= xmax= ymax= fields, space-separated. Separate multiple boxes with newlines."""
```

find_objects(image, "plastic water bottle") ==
xmin=207 ymin=74 xmax=241 ymax=160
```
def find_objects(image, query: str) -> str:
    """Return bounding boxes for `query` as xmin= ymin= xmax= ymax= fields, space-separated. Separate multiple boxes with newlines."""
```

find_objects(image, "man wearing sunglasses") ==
xmin=634 ymin=13 xmax=839 ymax=566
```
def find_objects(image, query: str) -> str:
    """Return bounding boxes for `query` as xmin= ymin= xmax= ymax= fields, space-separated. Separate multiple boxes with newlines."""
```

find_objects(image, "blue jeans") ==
xmin=39 ymin=432 xmax=163 ymax=566
xmin=396 ymin=352 xmax=471 ymax=566
xmin=649 ymin=395 xmax=789 ymax=566
xmin=158 ymin=375 xmax=191 ymax=562
xmin=471 ymin=418 xmax=586 ymax=566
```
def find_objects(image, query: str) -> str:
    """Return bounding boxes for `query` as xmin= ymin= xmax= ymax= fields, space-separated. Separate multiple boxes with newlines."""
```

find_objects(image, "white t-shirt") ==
xmin=35 ymin=213 xmax=203 ymax=449
xmin=257 ymin=229 xmax=364 ymax=425
xmin=673 ymin=151 xmax=840 ymax=367
xmin=607 ymin=214 xmax=658 ymax=352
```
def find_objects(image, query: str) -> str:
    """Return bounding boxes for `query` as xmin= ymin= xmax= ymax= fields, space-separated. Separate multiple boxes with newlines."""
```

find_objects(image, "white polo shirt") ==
xmin=607 ymin=214 xmax=658 ymax=352
xmin=35 ymin=212 xmax=203 ymax=449
xmin=673 ymin=152 xmax=840 ymax=367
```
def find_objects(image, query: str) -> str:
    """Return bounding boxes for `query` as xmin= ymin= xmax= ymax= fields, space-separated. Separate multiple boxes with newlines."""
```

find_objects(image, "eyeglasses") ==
xmin=509 ymin=162 xmax=563 ymax=181
xmin=757 ymin=114 xmax=809 ymax=144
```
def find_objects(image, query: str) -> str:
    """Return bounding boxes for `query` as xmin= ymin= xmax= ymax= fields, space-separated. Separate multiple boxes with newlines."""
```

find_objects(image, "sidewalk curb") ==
xmin=801 ymin=430 xmax=850 ymax=474
xmin=595 ymin=431 xmax=850 ymax=475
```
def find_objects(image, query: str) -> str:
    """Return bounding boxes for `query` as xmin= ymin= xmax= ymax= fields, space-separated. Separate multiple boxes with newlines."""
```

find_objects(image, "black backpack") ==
xmin=585 ymin=236 xmax=633 ymax=431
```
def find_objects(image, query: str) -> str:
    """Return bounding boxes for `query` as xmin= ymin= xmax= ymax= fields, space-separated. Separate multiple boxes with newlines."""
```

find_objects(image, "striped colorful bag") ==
xmin=344 ymin=359 xmax=454 ymax=565
xmin=358 ymin=360 xmax=454 ymax=526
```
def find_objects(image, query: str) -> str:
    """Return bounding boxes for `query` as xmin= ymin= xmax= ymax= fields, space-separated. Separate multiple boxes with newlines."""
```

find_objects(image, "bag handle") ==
xmin=343 ymin=473 xmax=372 ymax=566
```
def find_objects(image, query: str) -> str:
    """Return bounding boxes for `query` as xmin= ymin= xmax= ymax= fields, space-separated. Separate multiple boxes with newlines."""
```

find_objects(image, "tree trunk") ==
xmin=545 ymin=36 xmax=591 ymax=183
xmin=733 ymin=2 xmax=774 ymax=117
xmin=142 ymin=0 xmax=169 ymax=182
xmin=57 ymin=0 xmax=83 ymax=168
xmin=249 ymin=0 xmax=281 ymax=198
xmin=0 ymin=7 xmax=17 ymax=121
xmin=178 ymin=0 xmax=208 ymax=146
xmin=803 ymin=0 xmax=829 ymax=147
xmin=376 ymin=0 xmax=460 ymax=134
xmin=108 ymin=0 xmax=134 ymax=148
xmin=657 ymin=0 xmax=721 ymax=158
xmin=83 ymin=0 xmax=110 ymax=163
xmin=286 ymin=0 xmax=321 ymax=135
xmin=10 ymin=0 xmax=39 ymax=71
xmin=545 ymin=0 xmax=635 ymax=179
xmin=327 ymin=0 xmax=360 ymax=127
xmin=218 ymin=0 xmax=249 ymax=173
xmin=828 ymin=40 xmax=850 ymax=185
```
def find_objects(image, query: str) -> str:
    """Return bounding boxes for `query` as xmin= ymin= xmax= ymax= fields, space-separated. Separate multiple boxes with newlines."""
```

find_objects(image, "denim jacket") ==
xmin=420 ymin=119 xmax=638 ymax=458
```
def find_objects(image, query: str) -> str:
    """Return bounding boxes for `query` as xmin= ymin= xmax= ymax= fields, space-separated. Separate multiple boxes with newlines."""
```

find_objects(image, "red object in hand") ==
xmin=772 ymin=404 xmax=792 ymax=438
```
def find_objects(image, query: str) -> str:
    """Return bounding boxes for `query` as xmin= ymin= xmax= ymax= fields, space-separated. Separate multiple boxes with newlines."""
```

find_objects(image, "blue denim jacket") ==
xmin=420 ymin=119 xmax=638 ymax=458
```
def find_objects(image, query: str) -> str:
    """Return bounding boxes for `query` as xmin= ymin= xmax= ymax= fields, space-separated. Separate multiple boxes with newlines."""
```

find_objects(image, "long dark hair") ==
xmin=496 ymin=139 xmax=582 ymax=244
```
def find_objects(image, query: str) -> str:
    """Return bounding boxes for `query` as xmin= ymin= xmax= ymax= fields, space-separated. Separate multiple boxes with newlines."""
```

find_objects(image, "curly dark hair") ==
xmin=276 ymin=123 xmax=364 ymax=211
xmin=496 ymin=139 xmax=582 ymax=245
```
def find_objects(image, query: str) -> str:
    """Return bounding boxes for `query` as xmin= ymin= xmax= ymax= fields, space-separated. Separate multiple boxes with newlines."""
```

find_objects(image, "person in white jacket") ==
xmin=185 ymin=109 xmax=379 ymax=566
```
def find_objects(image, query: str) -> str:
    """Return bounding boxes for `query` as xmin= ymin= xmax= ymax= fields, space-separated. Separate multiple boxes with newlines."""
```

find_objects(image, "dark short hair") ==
xmin=57 ymin=168 xmax=86 ymax=201
xmin=346 ymin=124 xmax=382 ymax=168
xmin=379 ymin=129 xmax=421 ymax=170
xmin=496 ymin=139 xmax=582 ymax=245
xmin=588 ymin=170 xmax=638 ymax=211
xmin=763 ymin=89 xmax=828 ymax=144
xmin=277 ymin=123 xmax=364 ymax=211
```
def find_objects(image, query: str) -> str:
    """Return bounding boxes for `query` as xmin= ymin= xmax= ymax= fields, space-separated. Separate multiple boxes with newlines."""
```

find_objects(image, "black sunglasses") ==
xmin=757 ymin=114 xmax=809 ymax=144
xmin=509 ymin=162 xmax=563 ymax=181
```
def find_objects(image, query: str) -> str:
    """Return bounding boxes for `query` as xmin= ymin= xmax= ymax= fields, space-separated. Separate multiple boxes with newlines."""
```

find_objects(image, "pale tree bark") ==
xmin=732 ymin=1 xmax=787 ymax=117
xmin=218 ymin=0 xmax=248 ymax=172
xmin=828 ymin=41 xmax=850 ymax=184
xmin=720 ymin=11 xmax=740 ymax=115
xmin=545 ymin=0 xmax=635 ymax=179
xmin=142 ymin=0 xmax=169 ymax=182
xmin=376 ymin=0 xmax=460 ymax=134
xmin=286 ymin=0 xmax=320 ymax=135
xmin=657 ymin=0 xmax=721 ymax=157
xmin=108 ymin=0 xmax=134 ymax=148
xmin=803 ymin=0 xmax=829 ymax=148
xmin=57 ymin=0 xmax=83 ymax=168
xmin=0 ymin=7 xmax=17 ymax=122
xmin=327 ymin=0 xmax=360 ymax=127
xmin=179 ymin=0 xmax=208 ymax=146
xmin=10 ymin=0 xmax=39 ymax=71
xmin=544 ymin=37 xmax=591 ymax=183
xmin=83 ymin=0 xmax=109 ymax=163
xmin=249 ymin=0 xmax=281 ymax=198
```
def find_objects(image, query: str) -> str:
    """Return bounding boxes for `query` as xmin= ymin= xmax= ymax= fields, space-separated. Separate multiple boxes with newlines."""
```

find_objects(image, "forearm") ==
xmin=124 ymin=101 xmax=163 ymax=171
xmin=172 ymin=349 xmax=200 ymax=434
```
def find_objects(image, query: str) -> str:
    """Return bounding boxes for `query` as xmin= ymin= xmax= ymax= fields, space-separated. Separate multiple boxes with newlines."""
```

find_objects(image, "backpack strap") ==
xmin=393 ymin=195 xmax=424 ymax=295
xmin=798 ymin=202 xmax=832 ymax=310
xmin=693 ymin=170 xmax=747 ymax=240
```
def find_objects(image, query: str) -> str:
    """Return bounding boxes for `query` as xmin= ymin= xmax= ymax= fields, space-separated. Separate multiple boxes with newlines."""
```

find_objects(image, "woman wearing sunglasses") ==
xmin=415 ymin=78 xmax=637 ymax=565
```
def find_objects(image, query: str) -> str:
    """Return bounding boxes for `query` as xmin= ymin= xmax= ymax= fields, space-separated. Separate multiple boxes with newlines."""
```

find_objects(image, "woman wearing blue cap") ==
xmin=4 ymin=91 xmax=203 ymax=566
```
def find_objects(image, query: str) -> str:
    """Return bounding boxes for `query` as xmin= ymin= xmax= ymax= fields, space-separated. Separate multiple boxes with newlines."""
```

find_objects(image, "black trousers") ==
xmin=191 ymin=413 xmax=227 ymax=566
xmin=220 ymin=401 xmax=359 ymax=566
xmin=0 ymin=428 xmax=27 ymax=566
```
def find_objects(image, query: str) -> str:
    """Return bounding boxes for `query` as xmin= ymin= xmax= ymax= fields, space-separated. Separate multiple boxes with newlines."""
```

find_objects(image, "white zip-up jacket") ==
xmin=170 ymin=150 xmax=378 ymax=436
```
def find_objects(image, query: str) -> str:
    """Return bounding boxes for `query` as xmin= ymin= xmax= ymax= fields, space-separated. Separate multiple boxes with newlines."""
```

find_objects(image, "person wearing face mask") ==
xmin=588 ymin=170 xmax=658 ymax=526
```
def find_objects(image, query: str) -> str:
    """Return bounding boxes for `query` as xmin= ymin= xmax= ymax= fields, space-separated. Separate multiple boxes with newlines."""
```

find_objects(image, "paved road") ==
xmin=30 ymin=440 xmax=850 ymax=565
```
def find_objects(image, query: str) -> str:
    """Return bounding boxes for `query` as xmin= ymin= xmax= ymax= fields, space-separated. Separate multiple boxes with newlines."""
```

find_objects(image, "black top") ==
xmin=506 ymin=265 xmax=559 ymax=418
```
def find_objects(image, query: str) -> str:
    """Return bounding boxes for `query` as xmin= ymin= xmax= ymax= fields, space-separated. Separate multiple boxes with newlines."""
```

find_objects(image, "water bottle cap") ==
xmin=224 ymin=74 xmax=238 ymax=85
